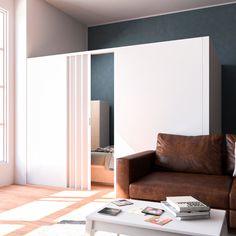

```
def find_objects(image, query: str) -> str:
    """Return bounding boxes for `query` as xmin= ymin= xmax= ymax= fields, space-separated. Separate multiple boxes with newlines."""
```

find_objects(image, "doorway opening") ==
xmin=90 ymin=53 xmax=114 ymax=187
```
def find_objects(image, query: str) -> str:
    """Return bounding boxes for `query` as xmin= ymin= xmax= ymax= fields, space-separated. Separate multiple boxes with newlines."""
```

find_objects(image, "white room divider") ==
xmin=25 ymin=36 xmax=221 ymax=189
xmin=114 ymin=37 xmax=221 ymax=158
xmin=27 ymin=54 xmax=91 ymax=189
xmin=27 ymin=55 xmax=68 ymax=187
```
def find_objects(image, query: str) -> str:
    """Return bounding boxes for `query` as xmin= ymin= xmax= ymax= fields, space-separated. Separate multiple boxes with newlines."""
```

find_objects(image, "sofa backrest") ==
xmin=155 ymin=133 xmax=224 ymax=175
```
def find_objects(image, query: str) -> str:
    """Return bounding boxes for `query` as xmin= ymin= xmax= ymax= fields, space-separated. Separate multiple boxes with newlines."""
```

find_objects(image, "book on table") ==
xmin=112 ymin=199 xmax=134 ymax=207
xmin=141 ymin=206 xmax=164 ymax=216
xmin=161 ymin=201 xmax=210 ymax=220
xmin=98 ymin=207 xmax=121 ymax=216
xmin=166 ymin=196 xmax=210 ymax=212
xmin=176 ymin=214 xmax=210 ymax=221
xmin=161 ymin=201 xmax=210 ymax=217
xmin=145 ymin=216 xmax=172 ymax=225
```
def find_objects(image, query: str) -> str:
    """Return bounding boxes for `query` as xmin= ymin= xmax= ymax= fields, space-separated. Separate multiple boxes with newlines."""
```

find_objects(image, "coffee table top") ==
xmin=86 ymin=199 xmax=226 ymax=236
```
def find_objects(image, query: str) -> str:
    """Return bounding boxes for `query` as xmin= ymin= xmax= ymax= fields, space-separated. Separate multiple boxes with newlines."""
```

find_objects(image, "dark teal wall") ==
xmin=89 ymin=3 xmax=236 ymax=134
xmin=91 ymin=54 xmax=114 ymax=145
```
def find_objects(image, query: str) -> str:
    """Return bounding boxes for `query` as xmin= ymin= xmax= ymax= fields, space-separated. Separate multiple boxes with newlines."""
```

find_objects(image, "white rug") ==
xmin=25 ymin=201 xmax=125 ymax=236
xmin=26 ymin=224 xmax=123 ymax=236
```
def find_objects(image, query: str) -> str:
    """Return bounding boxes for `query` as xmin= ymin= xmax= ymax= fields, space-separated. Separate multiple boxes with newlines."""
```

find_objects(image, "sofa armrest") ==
xmin=116 ymin=150 xmax=156 ymax=198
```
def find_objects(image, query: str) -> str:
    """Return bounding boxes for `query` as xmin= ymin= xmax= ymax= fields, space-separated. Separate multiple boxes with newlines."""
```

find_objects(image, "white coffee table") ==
xmin=85 ymin=199 xmax=228 ymax=236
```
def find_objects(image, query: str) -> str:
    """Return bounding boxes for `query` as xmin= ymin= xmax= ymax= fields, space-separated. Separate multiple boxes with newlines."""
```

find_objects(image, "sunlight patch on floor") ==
xmin=50 ymin=190 xmax=99 ymax=198
xmin=55 ymin=201 xmax=108 ymax=223
xmin=27 ymin=224 xmax=126 ymax=236
xmin=0 ymin=186 xmax=115 ymax=235
xmin=26 ymin=224 xmax=122 ymax=236
xmin=101 ymin=191 xmax=116 ymax=199
xmin=40 ymin=197 xmax=83 ymax=202
xmin=26 ymin=199 xmax=118 ymax=235
xmin=94 ymin=198 xmax=114 ymax=203
xmin=25 ymin=224 xmax=86 ymax=236
xmin=0 ymin=224 xmax=24 ymax=235
xmin=0 ymin=200 xmax=75 ymax=221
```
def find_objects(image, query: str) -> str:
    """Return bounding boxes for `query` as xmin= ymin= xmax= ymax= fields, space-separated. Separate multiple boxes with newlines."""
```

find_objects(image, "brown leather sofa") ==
xmin=116 ymin=133 xmax=236 ymax=229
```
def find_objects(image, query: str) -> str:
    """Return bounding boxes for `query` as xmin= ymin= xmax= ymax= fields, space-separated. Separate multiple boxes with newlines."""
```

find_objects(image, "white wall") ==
xmin=15 ymin=0 xmax=27 ymax=184
xmin=114 ymin=37 xmax=221 ymax=158
xmin=0 ymin=0 xmax=15 ymax=186
xmin=27 ymin=0 xmax=87 ymax=57
xmin=15 ymin=0 xmax=88 ymax=184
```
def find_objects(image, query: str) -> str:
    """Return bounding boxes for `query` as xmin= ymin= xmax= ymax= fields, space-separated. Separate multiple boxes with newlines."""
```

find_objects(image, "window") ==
xmin=0 ymin=8 xmax=8 ymax=162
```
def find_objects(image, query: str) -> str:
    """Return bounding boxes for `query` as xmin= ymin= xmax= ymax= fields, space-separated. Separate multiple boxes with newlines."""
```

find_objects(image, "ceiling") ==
xmin=46 ymin=0 xmax=236 ymax=26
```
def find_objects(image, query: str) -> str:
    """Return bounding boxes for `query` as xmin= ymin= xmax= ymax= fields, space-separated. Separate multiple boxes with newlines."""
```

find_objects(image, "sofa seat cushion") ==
xmin=129 ymin=171 xmax=232 ymax=209
xmin=230 ymin=178 xmax=236 ymax=210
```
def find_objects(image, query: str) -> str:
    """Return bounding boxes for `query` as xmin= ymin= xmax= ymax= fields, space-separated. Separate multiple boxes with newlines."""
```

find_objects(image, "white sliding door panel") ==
xmin=27 ymin=56 xmax=67 ymax=187
xmin=68 ymin=54 xmax=91 ymax=190
xmin=81 ymin=54 xmax=91 ymax=190
xmin=115 ymin=38 xmax=204 ymax=158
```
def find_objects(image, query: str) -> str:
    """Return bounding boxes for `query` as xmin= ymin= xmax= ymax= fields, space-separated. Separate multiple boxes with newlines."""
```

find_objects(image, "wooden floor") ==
xmin=0 ymin=184 xmax=114 ymax=236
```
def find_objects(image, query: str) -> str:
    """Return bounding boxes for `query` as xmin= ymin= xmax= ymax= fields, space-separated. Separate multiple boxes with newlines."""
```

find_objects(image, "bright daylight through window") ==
xmin=0 ymin=8 xmax=8 ymax=162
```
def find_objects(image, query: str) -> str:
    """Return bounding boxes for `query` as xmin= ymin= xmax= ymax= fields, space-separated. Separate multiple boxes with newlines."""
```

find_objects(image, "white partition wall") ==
xmin=114 ymin=37 xmax=221 ymax=158
xmin=25 ymin=36 xmax=221 ymax=188
xmin=27 ymin=55 xmax=68 ymax=187
xmin=27 ymin=54 xmax=91 ymax=189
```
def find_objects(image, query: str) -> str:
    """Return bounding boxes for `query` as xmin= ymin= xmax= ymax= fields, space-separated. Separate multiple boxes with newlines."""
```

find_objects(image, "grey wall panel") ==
xmin=91 ymin=54 xmax=114 ymax=145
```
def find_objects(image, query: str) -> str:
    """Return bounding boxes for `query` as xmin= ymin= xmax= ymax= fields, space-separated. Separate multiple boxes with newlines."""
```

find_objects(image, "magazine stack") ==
xmin=161 ymin=196 xmax=210 ymax=220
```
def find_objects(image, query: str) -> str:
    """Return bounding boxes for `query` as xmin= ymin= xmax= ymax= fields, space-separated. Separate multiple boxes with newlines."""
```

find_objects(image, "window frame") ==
xmin=0 ymin=7 xmax=9 ymax=163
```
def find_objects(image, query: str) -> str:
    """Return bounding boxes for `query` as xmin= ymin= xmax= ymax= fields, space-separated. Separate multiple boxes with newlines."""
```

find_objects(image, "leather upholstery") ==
xmin=155 ymin=133 xmax=223 ymax=175
xmin=115 ymin=133 xmax=236 ymax=229
xmin=230 ymin=178 xmax=236 ymax=210
xmin=225 ymin=134 xmax=236 ymax=175
xmin=116 ymin=151 xmax=155 ymax=198
xmin=129 ymin=171 xmax=232 ymax=209
xmin=230 ymin=210 xmax=236 ymax=229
